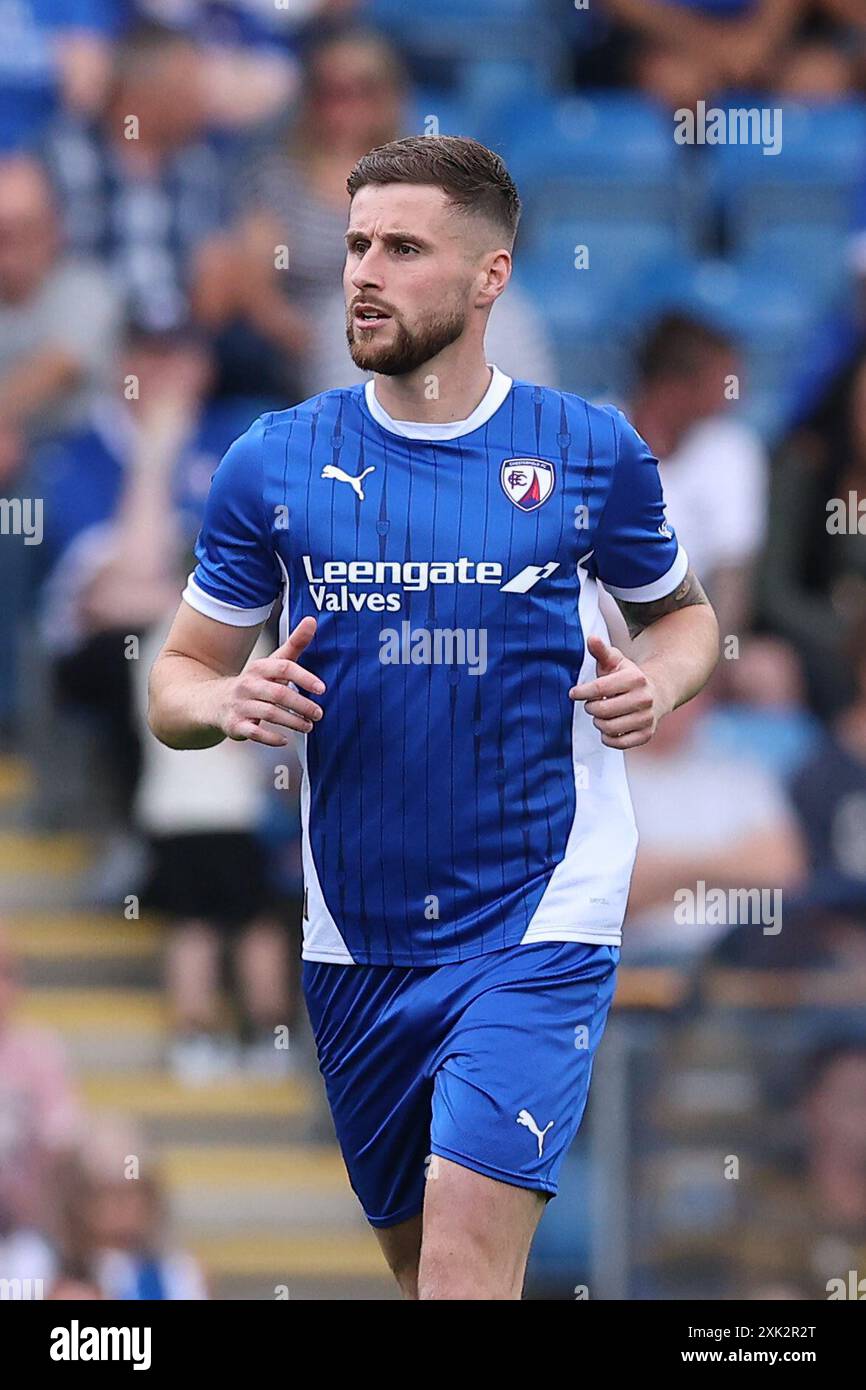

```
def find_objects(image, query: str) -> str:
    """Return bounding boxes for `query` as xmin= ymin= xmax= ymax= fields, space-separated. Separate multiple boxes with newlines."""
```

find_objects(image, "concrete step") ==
xmin=190 ymin=1230 xmax=394 ymax=1300
xmin=81 ymin=1070 xmax=315 ymax=1145
xmin=163 ymin=1144 xmax=357 ymax=1230
xmin=8 ymin=911 xmax=162 ymax=958
xmin=15 ymin=987 xmax=167 ymax=1069
xmin=0 ymin=830 xmax=94 ymax=909
xmin=7 ymin=910 xmax=163 ymax=987
xmin=0 ymin=756 xmax=33 ymax=823
xmin=0 ymin=830 xmax=93 ymax=876
xmin=215 ymin=1272 xmax=397 ymax=1300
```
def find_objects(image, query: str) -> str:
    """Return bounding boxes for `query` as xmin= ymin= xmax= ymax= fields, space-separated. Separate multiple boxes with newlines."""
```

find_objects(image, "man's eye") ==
xmin=395 ymin=244 xmax=417 ymax=255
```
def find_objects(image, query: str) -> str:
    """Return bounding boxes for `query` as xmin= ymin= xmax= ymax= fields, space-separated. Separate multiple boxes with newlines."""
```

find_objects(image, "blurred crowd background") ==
xmin=1 ymin=0 xmax=866 ymax=1301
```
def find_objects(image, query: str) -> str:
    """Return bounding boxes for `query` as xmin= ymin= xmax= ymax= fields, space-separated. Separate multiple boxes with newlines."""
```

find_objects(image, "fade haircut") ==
xmin=347 ymin=135 xmax=521 ymax=248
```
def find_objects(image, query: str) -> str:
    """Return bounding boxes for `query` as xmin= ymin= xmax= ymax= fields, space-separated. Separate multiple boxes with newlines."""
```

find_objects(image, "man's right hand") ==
xmin=219 ymin=616 xmax=325 ymax=747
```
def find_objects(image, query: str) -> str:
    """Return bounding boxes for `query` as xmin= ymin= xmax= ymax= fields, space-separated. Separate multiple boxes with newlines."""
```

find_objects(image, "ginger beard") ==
xmin=346 ymin=286 xmax=468 ymax=376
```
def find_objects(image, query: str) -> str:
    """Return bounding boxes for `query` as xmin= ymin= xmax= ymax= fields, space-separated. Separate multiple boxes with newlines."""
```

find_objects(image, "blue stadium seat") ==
xmin=732 ymin=225 xmax=850 ymax=305
xmin=498 ymin=94 xmax=700 ymax=239
xmin=367 ymin=0 xmax=562 ymax=87
xmin=403 ymin=90 xmax=479 ymax=140
xmin=519 ymin=215 xmax=686 ymax=274
xmin=618 ymin=256 xmax=822 ymax=347
xmin=503 ymin=94 xmax=677 ymax=182
xmin=714 ymin=100 xmax=866 ymax=241
xmin=716 ymin=99 xmax=866 ymax=183
xmin=512 ymin=229 xmax=664 ymax=400
xmin=512 ymin=260 xmax=617 ymax=341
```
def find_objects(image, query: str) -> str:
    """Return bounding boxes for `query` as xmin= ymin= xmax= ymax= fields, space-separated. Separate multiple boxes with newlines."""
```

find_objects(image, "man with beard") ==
xmin=147 ymin=136 xmax=719 ymax=1299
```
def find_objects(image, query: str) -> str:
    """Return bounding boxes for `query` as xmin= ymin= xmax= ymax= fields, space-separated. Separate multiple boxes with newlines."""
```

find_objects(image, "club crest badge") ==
xmin=500 ymin=458 xmax=555 ymax=512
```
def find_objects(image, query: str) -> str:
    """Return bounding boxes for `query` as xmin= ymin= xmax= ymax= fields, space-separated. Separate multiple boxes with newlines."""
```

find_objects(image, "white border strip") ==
xmin=364 ymin=364 xmax=513 ymax=440
xmin=601 ymin=544 xmax=689 ymax=603
xmin=182 ymin=573 xmax=275 ymax=627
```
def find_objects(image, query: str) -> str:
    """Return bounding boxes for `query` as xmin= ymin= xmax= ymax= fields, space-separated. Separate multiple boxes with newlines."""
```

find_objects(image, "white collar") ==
xmin=364 ymin=364 xmax=512 ymax=440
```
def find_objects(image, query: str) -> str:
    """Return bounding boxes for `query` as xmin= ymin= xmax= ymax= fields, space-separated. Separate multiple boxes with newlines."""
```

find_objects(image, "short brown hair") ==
xmin=637 ymin=312 xmax=734 ymax=386
xmin=347 ymin=135 xmax=521 ymax=246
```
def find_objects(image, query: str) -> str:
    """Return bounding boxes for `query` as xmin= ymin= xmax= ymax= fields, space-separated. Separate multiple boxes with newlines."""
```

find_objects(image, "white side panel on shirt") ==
xmin=520 ymin=561 xmax=639 ymax=947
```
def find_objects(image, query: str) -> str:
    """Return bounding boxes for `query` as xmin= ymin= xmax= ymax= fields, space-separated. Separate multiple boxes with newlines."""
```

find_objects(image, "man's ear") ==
xmin=474 ymin=248 xmax=511 ymax=308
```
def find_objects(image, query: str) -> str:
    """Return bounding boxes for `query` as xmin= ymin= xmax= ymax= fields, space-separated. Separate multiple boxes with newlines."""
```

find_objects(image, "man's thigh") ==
xmin=419 ymin=1156 xmax=546 ymax=1300
xmin=382 ymin=942 xmax=619 ymax=1299
xmin=373 ymin=1159 xmax=546 ymax=1301
xmin=419 ymin=941 xmax=619 ymax=1297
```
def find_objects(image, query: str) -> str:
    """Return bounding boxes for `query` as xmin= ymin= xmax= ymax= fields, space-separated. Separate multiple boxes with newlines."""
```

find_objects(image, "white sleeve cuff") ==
xmin=182 ymin=573 xmax=276 ymax=626
xmin=601 ymin=544 xmax=689 ymax=602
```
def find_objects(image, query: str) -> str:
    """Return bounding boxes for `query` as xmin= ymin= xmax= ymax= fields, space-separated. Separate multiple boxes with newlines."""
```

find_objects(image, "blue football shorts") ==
xmin=302 ymin=939 xmax=620 ymax=1228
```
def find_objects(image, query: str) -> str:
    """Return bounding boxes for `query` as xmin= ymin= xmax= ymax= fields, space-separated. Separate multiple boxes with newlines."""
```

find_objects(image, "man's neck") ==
xmin=373 ymin=352 xmax=493 ymax=425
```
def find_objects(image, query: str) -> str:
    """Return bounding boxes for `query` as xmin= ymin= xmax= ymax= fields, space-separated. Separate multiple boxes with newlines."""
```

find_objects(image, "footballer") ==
xmin=148 ymin=136 xmax=719 ymax=1300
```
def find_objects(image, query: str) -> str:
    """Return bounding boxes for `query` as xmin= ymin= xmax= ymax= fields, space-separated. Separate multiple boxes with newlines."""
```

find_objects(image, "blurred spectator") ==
xmin=0 ymin=152 xmax=119 ymax=740
xmin=211 ymin=26 xmax=408 ymax=398
xmin=59 ymin=1116 xmax=208 ymax=1298
xmin=42 ymin=21 xmax=229 ymax=335
xmin=34 ymin=332 xmax=293 ymax=1080
xmin=700 ymin=634 xmax=822 ymax=778
xmin=630 ymin=313 xmax=768 ymax=646
xmin=733 ymin=1038 xmax=866 ymax=1297
xmin=789 ymin=612 xmax=866 ymax=910
xmin=132 ymin=1 xmax=373 ymax=133
xmin=0 ymin=922 xmax=82 ymax=1288
xmin=134 ymin=612 xmax=293 ymax=1085
xmin=0 ymin=155 xmax=120 ymax=450
xmin=135 ymin=0 xmax=303 ymax=131
xmin=33 ymin=334 xmax=294 ymax=1078
xmin=760 ymin=345 xmax=866 ymax=717
xmin=88 ymin=1171 xmax=207 ymax=1298
xmin=624 ymin=692 xmax=806 ymax=963
xmin=595 ymin=0 xmax=863 ymax=106
xmin=32 ymin=331 xmax=253 ymax=831
xmin=0 ymin=0 xmax=119 ymax=152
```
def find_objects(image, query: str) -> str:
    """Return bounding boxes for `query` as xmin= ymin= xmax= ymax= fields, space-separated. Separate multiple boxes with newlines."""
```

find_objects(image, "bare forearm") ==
xmin=148 ymin=652 xmax=233 ymax=749
xmin=148 ymin=611 xmax=324 ymax=753
xmin=618 ymin=568 xmax=719 ymax=716
xmin=633 ymin=605 xmax=719 ymax=716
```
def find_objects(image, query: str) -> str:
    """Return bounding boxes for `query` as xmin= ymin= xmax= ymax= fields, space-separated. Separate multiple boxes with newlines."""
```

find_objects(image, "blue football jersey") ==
xmin=183 ymin=367 xmax=687 ymax=966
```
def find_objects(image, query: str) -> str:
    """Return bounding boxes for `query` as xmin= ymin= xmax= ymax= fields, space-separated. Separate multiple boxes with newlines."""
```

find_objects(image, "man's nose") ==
xmin=349 ymin=246 xmax=385 ymax=291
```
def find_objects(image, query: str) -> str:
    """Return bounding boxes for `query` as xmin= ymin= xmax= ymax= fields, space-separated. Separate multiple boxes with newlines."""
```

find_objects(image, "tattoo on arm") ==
xmin=616 ymin=567 xmax=711 ymax=639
